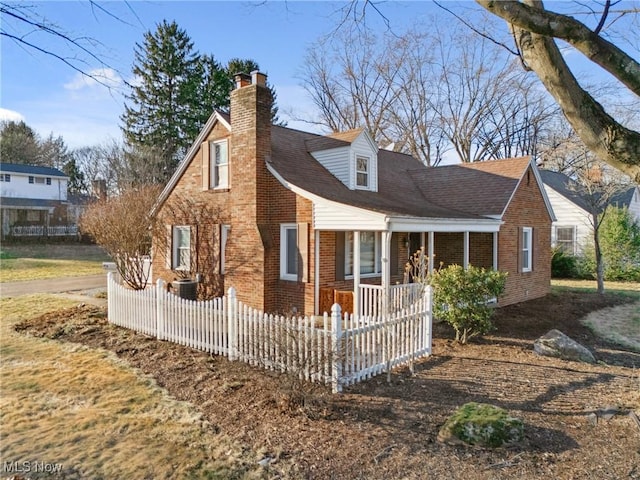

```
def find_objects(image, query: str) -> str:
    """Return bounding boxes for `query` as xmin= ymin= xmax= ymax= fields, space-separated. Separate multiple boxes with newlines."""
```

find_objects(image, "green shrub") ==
xmin=551 ymin=248 xmax=579 ymax=278
xmin=438 ymin=402 xmax=524 ymax=448
xmin=430 ymin=265 xmax=507 ymax=344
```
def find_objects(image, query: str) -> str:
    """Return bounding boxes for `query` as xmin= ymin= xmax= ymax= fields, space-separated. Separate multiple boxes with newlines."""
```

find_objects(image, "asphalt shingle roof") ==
xmin=269 ymin=126 xmax=531 ymax=220
xmin=0 ymin=162 xmax=67 ymax=178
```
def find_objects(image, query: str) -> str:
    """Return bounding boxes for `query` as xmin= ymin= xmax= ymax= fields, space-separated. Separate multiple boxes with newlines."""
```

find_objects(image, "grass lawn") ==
xmin=552 ymin=278 xmax=640 ymax=352
xmin=0 ymin=244 xmax=111 ymax=282
xmin=0 ymin=295 xmax=258 ymax=479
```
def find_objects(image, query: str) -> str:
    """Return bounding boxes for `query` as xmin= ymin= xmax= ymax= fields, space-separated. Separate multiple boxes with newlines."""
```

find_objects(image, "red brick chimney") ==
xmin=228 ymin=71 xmax=272 ymax=309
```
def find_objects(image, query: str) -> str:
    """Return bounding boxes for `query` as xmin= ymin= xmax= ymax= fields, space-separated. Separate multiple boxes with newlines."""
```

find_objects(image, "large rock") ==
xmin=438 ymin=402 xmax=524 ymax=448
xmin=534 ymin=329 xmax=596 ymax=363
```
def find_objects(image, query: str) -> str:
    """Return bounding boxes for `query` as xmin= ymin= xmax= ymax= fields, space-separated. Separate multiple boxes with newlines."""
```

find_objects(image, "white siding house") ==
xmin=0 ymin=163 xmax=75 ymax=238
xmin=541 ymin=170 xmax=640 ymax=255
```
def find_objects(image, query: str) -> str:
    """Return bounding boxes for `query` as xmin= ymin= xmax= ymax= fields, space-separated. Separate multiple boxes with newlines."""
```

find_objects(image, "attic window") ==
xmin=210 ymin=139 xmax=229 ymax=189
xmin=356 ymin=155 xmax=370 ymax=188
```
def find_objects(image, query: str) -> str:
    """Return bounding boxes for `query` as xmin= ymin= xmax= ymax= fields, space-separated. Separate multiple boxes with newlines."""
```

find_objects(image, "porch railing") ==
xmin=9 ymin=225 xmax=78 ymax=237
xmin=359 ymin=283 xmax=424 ymax=318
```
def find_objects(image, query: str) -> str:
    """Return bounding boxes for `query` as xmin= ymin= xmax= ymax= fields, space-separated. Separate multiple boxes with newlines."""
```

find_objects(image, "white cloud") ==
xmin=0 ymin=108 xmax=25 ymax=123
xmin=64 ymin=68 xmax=123 ymax=91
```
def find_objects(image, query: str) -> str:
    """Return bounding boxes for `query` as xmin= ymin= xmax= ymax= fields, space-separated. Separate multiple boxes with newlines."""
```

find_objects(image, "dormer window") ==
xmin=356 ymin=155 xmax=370 ymax=188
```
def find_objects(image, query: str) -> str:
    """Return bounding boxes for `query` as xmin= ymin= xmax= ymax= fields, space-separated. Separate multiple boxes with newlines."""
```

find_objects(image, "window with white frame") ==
xmin=355 ymin=155 xmax=370 ymax=188
xmin=555 ymin=226 xmax=575 ymax=254
xmin=0 ymin=174 xmax=10 ymax=182
xmin=346 ymin=231 xmax=381 ymax=276
xmin=173 ymin=226 xmax=191 ymax=271
xmin=280 ymin=224 xmax=298 ymax=280
xmin=210 ymin=139 xmax=229 ymax=189
xmin=522 ymin=227 xmax=532 ymax=272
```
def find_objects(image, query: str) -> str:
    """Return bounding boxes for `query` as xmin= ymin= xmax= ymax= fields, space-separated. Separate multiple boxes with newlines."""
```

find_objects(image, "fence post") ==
xmin=331 ymin=303 xmax=342 ymax=393
xmin=228 ymin=287 xmax=237 ymax=361
xmin=107 ymin=272 xmax=113 ymax=324
xmin=156 ymin=278 xmax=165 ymax=340
xmin=424 ymin=285 xmax=433 ymax=355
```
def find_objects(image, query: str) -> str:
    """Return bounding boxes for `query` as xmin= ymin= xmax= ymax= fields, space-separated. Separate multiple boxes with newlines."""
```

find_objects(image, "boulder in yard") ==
xmin=438 ymin=402 xmax=524 ymax=448
xmin=533 ymin=329 xmax=596 ymax=364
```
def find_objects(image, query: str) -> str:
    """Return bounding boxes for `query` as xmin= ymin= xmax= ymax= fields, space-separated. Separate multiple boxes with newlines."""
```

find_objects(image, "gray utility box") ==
xmin=173 ymin=279 xmax=197 ymax=300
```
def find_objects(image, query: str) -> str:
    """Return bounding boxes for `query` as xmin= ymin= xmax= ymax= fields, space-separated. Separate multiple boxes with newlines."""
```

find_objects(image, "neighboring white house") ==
xmin=0 ymin=162 xmax=75 ymax=238
xmin=540 ymin=169 xmax=640 ymax=255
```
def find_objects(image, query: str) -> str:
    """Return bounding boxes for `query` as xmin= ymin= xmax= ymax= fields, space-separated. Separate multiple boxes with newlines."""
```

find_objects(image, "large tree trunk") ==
xmin=592 ymin=214 xmax=605 ymax=295
xmin=477 ymin=0 xmax=640 ymax=183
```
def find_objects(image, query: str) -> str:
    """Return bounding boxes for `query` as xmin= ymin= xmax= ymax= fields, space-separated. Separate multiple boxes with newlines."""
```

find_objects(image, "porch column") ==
xmin=463 ymin=231 xmax=469 ymax=269
xmin=353 ymin=231 xmax=360 ymax=318
xmin=493 ymin=231 xmax=498 ymax=270
xmin=428 ymin=231 xmax=435 ymax=274
xmin=381 ymin=231 xmax=391 ymax=314
xmin=314 ymin=229 xmax=320 ymax=315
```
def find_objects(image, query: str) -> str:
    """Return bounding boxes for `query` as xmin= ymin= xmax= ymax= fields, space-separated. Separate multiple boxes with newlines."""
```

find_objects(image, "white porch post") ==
xmin=493 ymin=231 xmax=498 ymax=270
xmin=381 ymin=231 xmax=391 ymax=314
xmin=463 ymin=231 xmax=469 ymax=269
xmin=428 ymin=231 xmax=435 ymax=274
xmin=353 ymin=231 xmax=360 ymax=318
xmin=314 ymin=229 xmax=320 ymax=314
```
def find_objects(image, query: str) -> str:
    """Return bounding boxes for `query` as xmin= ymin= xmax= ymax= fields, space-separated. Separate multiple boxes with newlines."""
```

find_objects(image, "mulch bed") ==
xmin=15 ymin=290 xmax=640 ymax=479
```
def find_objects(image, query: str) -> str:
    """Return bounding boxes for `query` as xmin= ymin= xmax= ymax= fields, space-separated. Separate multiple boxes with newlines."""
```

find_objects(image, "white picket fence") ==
xmin=107 ymin=273 xmax=432 ymax=393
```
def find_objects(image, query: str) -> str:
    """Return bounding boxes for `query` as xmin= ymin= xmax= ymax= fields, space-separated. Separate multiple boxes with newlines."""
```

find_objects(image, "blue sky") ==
xmin=1 ymin=1 xmax=443 ymax=148
xmin=1 ymin=1 xmax=636 ymax=150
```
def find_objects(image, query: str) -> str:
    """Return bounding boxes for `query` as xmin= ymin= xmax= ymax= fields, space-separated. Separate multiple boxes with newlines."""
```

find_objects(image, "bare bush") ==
xmin=80 ymin=185 xmax=161 ymax=289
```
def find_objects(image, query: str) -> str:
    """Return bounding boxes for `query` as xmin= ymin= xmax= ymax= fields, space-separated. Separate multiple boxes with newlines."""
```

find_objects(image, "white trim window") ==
xmin=346 ymin=231 xmax=381 ymax=276
xmin=555 ymin=226 xmax=575 ymax=255
xmin=522 ymin=227 xmax=532 ymax=273
xmin=0 ymin=174 xmax=10 ymax=182
xmin=173 ymin=226 xmax=191 ymax=271
xmin=280 ymin=224 xmax=298 ymax=281
xmin=210 ymin=139 xmax=229 ymax=189
xmin=355 ymin=155 xmax=370 ymax=189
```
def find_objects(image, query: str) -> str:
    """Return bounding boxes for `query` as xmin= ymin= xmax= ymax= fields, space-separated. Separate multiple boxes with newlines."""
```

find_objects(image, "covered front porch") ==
xmin=314 ymin=222 xmax=501 ymax=317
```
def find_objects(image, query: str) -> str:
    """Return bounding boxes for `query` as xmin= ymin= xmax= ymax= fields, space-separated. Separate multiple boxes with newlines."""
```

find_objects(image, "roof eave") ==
xmin=152 ymin=111 xmax=230 ymax=215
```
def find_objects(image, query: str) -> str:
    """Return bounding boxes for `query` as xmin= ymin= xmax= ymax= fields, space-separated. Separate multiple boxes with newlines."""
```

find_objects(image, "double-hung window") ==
xmin=280 ymin=224 xmax=298 ymax=281
xmin=346 ymin=231 xmax=381 ymax=276
xmin=0 ymin=174 xmax=10 ymax=182
xmin=355 ymin=155 xmax=370 ymax=188
xmin=173 ymin=226 xmax=191 ymax=271
xmin=555 ymin=226 xmax=575 ymax=255
xmin=210 ymin=140 xmax=229 ymax=189
xmin=522 ymin=227 xmax=532 ymax=273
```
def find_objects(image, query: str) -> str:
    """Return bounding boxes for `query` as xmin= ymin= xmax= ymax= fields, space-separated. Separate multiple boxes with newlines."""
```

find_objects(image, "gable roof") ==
xmin=157 ymin=114 xmax=552 ymax=225
xmin=269 ymin=129 xmax=552 ymax=222
xmin=539 ymin=169 xmax=593 ymax=212
xmin=0 ymin=162 xmax=67 ymax=178
xmin=155 ymin=110 xmax=230 ymax=211
xmin=609 ymin=185 xmax=638 ymax=208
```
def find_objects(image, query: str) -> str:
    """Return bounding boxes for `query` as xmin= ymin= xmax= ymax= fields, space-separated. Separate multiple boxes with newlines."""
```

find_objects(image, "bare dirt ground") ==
xmin=15 ymin=290 xmax=640 ymax=480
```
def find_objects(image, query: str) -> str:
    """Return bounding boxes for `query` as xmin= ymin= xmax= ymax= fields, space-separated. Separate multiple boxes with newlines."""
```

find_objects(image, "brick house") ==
xmin=152 ymin=71 xmax=555 ymax=315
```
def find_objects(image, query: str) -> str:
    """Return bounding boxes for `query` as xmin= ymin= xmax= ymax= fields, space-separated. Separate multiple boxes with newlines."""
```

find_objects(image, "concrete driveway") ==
xmin=0 ymin=274 xmax=107 ymax=298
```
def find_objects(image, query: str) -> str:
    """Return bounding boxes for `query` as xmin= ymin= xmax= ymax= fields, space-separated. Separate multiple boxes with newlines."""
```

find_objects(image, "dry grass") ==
xmin=582 ymin=301 xmax=640 ymax=353
xmin=0 ymin=244 xmax=110 ymax=282
xmin=0 ymin=295 xmax=261 ymax=479
xmin=551 ymin=278 xmax=640 ymax=293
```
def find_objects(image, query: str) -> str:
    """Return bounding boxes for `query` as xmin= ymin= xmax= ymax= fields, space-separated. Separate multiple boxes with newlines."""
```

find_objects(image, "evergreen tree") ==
xmin=0 ymin=121 xmax=41 ymax=165
xmin=121 ymin=20 xmax=212 ymax=182
xmin=63 ymin=158 xmax=87 ymax=195
xmin=226 ymin=58 xmax=284 ymax=125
